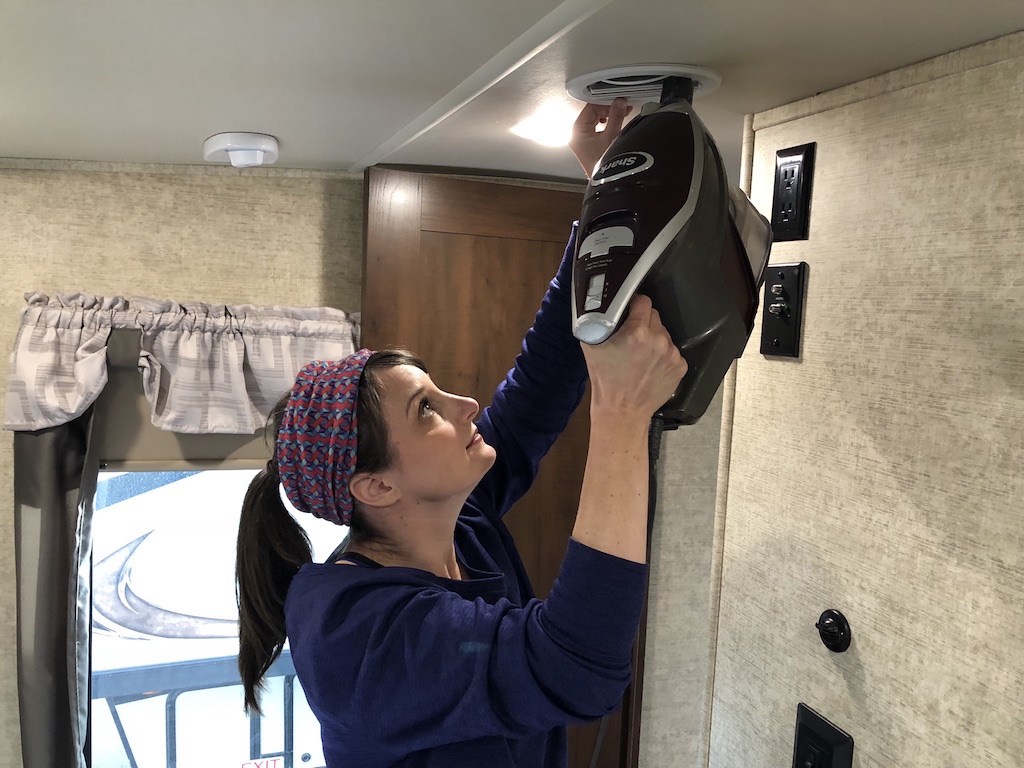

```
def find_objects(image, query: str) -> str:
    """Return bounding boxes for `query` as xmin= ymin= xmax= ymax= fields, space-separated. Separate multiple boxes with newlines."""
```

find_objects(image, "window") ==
xmin=90 ymin=469 xmax=346 ymax=768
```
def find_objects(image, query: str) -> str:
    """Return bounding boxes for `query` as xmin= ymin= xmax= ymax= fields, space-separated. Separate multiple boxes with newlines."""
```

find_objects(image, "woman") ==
xmin=236 ymin=99 xmax=688 ymax=767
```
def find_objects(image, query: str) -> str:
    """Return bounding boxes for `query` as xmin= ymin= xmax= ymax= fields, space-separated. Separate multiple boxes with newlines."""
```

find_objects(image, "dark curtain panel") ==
xmin=14 ymin=410 xmax=97 ymax=768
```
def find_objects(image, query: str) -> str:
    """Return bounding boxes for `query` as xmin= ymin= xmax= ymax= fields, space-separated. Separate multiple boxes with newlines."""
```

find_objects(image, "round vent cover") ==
xmin=566 ymin=64 xmax=720 ymax=104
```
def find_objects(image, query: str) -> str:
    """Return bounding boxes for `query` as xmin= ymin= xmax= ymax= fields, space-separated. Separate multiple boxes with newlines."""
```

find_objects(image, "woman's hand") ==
xmin=580 ymin=294 xmax=688 ymax=421
xmin=569 ymin=98 xmax=633 ymax=180
xmin=573 ymin=294 xmax=686 ymax=563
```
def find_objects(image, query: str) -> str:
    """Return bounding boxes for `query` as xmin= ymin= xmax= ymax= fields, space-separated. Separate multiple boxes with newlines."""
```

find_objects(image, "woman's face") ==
xmin=375 ymin=364 xmax=496 ymax=503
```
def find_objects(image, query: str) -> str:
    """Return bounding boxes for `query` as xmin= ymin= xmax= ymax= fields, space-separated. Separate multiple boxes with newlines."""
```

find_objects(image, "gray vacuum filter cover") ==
xmin=727 ymin=186 xmax=773 ymax=285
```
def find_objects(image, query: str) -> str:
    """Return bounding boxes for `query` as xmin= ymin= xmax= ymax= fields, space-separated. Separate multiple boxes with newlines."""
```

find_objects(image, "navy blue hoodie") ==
xmin=284 ymin=227 xmax=648 ymax=767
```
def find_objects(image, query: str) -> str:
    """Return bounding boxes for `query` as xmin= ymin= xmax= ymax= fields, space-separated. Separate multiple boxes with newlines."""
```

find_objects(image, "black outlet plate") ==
xmin=772 ymin=143 xmax=816 ymax=241
xmin=792 ymin=704 xmax=854 ymax=768
xmin=760 ymin=262 xmax=807 ymax=357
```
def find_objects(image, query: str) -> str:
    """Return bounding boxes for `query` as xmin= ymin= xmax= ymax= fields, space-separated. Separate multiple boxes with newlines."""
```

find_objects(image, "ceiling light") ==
xmin=510 ymin=102 xmax=579 ymax=147
xmin=202 ymin=132 xmax=279 ymax=168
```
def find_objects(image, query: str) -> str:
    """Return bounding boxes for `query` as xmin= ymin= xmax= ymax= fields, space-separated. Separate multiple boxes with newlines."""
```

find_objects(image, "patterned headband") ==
xmin=276 ymin=349 xmax=374 ymax=526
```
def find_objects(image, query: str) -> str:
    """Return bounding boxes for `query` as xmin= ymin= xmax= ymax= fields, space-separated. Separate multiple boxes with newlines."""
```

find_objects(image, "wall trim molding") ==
xmin=704 ymin=110 xmax=756 ymax=768
xmin=0 ymin=157 xmax=363 ymax=180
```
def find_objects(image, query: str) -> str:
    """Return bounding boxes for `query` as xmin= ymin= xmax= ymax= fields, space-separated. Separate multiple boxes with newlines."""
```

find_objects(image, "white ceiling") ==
xmin=3 ymin=0 xmax=1023 ymax=182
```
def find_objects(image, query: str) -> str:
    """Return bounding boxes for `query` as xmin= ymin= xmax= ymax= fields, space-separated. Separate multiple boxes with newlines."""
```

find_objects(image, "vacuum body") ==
xmin=572 ymin=93 xmax=772 ymax=427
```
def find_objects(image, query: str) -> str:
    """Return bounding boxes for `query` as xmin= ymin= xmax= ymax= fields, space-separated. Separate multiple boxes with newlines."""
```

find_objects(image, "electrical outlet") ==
xmin=771 ymin=143 xmax=815 ymax=241
xmin=792 ymin=704 xmax=853 ymax=768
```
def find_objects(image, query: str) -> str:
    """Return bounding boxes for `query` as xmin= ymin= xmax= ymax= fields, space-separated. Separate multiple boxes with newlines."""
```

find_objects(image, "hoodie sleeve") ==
xmin=471 ymin=224 xmax=589 ymax=518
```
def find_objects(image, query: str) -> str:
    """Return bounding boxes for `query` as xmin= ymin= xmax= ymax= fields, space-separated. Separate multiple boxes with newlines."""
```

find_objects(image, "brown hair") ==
xmin=235 ymin=349 xmax=426 ymax=712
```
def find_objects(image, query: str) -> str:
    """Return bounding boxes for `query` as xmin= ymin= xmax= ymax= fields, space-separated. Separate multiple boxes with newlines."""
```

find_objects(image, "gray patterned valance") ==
xmin=4 ymin=292 xmax=359 ymax=434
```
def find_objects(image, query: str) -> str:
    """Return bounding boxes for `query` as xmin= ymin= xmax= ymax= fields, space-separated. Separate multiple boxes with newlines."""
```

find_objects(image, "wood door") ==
xmin=363 ymin=167 xmax=641 ymax=768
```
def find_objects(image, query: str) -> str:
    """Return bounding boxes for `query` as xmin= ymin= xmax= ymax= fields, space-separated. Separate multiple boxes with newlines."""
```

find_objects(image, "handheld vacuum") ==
xmin=570 ymin=70 xmax=773 ymax=427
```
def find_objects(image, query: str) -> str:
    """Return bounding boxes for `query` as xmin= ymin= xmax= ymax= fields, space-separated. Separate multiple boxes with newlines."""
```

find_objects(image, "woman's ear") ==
xmin=349 ymin=472 xmax=399 ymax=509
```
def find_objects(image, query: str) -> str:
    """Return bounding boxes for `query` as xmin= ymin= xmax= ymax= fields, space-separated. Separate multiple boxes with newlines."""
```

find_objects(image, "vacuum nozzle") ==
xmin=659 ymin=76 xmax=696 ymax=105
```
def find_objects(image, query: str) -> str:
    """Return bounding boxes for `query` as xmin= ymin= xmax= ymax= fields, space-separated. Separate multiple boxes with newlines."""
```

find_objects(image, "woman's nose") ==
xmin=458 ymin=395 xmax=480 ymax=422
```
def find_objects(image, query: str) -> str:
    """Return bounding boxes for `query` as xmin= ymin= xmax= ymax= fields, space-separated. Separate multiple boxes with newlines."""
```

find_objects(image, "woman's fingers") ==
xmin=623 ymin=294 xmax=666 ymax=335
xmin=569 ymin=98 xmax=634 ymax=178
xmin=603 ymin=98 xmax=631 ymax=136
xmin=623 ymin=293 xmax=653 ymax=325
xmin=573 ymin=103 xmax=607 ymax=132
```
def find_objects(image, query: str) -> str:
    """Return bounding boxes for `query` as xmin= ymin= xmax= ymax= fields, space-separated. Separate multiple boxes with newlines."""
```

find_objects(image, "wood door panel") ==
xmin=420 ymin=175 xmax=583 ymax=243
xmin=363 ymin=169 xmax=422 ymax=349
xmin=416 ymin=231 xmax=551 ymax=405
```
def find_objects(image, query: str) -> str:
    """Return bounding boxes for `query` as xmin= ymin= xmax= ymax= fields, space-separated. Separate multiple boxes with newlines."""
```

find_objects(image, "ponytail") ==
xmin=235 ymin=350 xmax=426 ymax=712
xmin=236 ymin=462 xmax=311 ymax=713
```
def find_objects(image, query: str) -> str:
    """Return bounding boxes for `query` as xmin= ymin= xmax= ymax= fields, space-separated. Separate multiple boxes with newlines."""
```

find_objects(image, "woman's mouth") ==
xmin=467 ymin=432 xmax=482 ymax=448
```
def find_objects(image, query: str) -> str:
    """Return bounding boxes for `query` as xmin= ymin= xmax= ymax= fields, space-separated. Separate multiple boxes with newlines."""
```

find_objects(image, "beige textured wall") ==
xmin=0 ymin=162 xmax=365 ymax=765
xmin=640 ymin=393 xmax=723 ymax=768
xmin=710 ymin=32 xmax=1024 ymax=767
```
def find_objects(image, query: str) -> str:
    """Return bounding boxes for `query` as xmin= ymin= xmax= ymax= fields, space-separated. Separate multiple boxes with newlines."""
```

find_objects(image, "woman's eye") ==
xmin=419 ymin=398 xmax=434 ymax=417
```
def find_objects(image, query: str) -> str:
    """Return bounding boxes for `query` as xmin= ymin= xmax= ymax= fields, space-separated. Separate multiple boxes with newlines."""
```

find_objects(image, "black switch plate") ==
xmin=772 ymin=143 xmax=815 ymax=241
xmin=792 ymin=704 xmax=854 ymax=768
xmin=760 ymin=262 xmax=807 ymax=357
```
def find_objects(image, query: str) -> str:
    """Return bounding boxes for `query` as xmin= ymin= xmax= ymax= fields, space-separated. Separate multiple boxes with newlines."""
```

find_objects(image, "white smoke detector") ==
xmin=203 ymin=132 xmax=279 ymax=168
xmin=566 ymin=64 xmax=721 ymax=104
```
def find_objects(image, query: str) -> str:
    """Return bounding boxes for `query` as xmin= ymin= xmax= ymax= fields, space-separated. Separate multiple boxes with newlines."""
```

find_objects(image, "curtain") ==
xmin=14 ymin=413 xmax=96 ymax=768
xmin=4 ymin=292 xmax=359 ymax=768
xmin=6 ymin=292 xmax=360 ymax=433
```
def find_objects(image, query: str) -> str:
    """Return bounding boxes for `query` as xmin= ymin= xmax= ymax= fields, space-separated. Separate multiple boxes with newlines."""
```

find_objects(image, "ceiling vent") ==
xmin=566 ymin=64 xmax=720 ymax=104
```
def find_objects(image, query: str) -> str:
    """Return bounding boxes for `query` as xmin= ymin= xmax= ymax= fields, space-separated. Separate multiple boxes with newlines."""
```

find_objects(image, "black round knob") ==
xmin=816 ymin=609 xmax=851 ymax=652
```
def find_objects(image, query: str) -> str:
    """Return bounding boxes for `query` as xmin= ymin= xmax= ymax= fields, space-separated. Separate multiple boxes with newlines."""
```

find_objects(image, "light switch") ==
xmin=761 ymin=262 xmax=808 ymax=358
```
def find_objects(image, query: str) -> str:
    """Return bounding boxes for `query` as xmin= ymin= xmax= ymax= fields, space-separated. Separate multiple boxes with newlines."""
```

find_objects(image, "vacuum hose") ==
xmin=647 ymin=415 xmax=666 ymax=541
